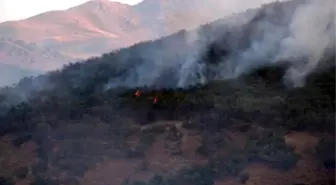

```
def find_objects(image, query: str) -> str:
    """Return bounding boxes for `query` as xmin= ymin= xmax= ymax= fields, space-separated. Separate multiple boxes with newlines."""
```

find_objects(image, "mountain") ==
xmin=0 ymin=0 xmax=254 ymax=89
xmin=0 ymin=63 xmax=41 ymax=87
xmin=0 ymin=37 xmax=74 ymax=71
xmin=1 ymin=0 xmax=153 ymax=58
xmin=0 ymin=0 xmax=334 ymax=185
xmin=1 ymin=0 xmax=334 ymax=100
xmin=0 ymin=0 xmax=280 ymax=62
xmin=0 ymin=37 xmax=74 ymax=86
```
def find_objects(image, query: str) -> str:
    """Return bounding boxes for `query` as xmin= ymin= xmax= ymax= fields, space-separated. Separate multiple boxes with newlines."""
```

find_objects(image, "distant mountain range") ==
xmin=0 ymin=37 xmax=73 ymax=71
xmin=0 ymin=38 xmax=72 ymax=86
xmin=0 ymin=0 xmax=280 ymax=61
xmin=0 ymin=63 xmax=41 ymax=87
xmin=0 ymin=0 xmax=281 ymax=86
xmin=0 ymin=0 xmax=217 ymax=58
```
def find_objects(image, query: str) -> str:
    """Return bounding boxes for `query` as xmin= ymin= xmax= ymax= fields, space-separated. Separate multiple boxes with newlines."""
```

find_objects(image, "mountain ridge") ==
xmin=0 ymin=37 xmax=75 ymax=87
xmin=0 ymin=37 xmax=74 ymax=71
xmin=0 ymin=0 xmax=327 ymax=88
xmin=0 ymin=63 xmax=41 ymax=87
xmin=0 ymin=0 xmax=277 ymax=60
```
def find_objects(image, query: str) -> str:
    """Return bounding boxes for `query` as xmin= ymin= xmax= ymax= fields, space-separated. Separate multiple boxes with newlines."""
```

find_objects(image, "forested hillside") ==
xmin=0 ymin=0 xmax=334 ymax=185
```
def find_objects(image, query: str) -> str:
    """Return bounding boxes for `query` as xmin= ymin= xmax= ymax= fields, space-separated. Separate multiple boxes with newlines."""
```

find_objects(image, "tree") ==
xmin=315 ymin=138 xmax=335 ymax=169
xmin=166 ymin=166 xmax=214 ymax=185
xmin=148 ymin=175 xmax=164 ymax=185
xmin=30 ymin=177 xmax=58 ymax=185
xmin=14 ymin=166 xmax=29 ymax=179
xmin=239 ymin=173 xmax=250 ymax=184
xmin=208 ymin=152 xmax=247 ymax=178
xmin=244 ymin=131 xmax=299 ymax=170
xmin=131 ymin=181 xmax=147 ymax=185
xmin=0 ymin=177 xmax=14 ymax=185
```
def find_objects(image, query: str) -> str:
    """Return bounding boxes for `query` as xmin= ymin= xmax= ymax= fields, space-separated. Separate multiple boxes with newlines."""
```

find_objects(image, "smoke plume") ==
xmin=1 ymin=0 xmax=335 ymax=104
xmin=106 ymin=0 xmax=335 ymax=89
xmin=277 ymin=0 xmax=335 ymax=86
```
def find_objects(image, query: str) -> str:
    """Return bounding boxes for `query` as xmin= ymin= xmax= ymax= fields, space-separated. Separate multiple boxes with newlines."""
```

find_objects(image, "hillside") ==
xmin=0 ymin=63 xmax=41 ymax=87
xmin=0 ymin=37 xmax=74 ymax=71
xmin=0 ymin=38 xmax=73 ymax=86
xmin=0 ymin=0 xmax=334 ymax=185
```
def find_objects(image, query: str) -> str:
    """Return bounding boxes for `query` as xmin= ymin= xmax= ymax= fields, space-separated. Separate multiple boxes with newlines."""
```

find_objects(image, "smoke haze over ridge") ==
xmin=105 ymin=0 xmax=335 ymax=89
xmin=1 ymin=0 xmax=335 ymax=105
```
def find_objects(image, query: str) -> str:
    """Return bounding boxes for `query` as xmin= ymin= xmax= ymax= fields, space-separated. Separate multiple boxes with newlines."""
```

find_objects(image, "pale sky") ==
xmin=0 ymin=0 xmax=143 ymax=23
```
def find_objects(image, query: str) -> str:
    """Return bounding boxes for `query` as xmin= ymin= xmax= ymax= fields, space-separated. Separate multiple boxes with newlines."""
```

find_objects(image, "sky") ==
xmin=0 ymin=0 xmax=143 ymax=23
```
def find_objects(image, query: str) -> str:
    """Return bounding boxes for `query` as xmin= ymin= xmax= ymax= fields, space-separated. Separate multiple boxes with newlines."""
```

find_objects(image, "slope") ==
xmin=0 ymin=37 xmax=74 ymax=71
xmin=0 ymin=63 xmax=41 ymax=87
xmin=0 ymin=0 xmax=334 ymax=185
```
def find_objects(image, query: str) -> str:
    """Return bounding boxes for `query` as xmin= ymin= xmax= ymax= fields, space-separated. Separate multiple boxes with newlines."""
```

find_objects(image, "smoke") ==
xmin=277 ymin=0 xmax=335 ymax=86
xmin=8 ymin=0 xmax=330 ymax=94
xmin=157 ymin=0 xmax=290 ymax=33
xmin=163 ymin=0 xmax=336 ymax=88
xmin=2 ymin=0 xmax=335 ymax=101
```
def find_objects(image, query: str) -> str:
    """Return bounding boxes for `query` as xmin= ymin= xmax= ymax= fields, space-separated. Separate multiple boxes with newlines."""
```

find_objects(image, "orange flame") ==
xmin=134 ymin=90 xmax=140 ymax=97
xmin=153 ymin=96 xmax=158 ymax=104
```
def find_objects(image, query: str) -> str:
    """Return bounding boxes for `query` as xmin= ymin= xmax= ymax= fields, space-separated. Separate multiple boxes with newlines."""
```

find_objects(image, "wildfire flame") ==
xmin=153 ymin=96 xmax=158 ymax=104
xmin=134 ymin=90 xmax=140 ymax=97
xmin=134 ymin=90 xmax=158 ymax=104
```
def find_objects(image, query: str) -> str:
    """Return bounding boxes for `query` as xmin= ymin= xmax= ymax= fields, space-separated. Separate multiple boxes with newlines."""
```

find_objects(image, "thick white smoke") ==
xmin=176 ymin=0 xmax=335 ymax=88
xmin=1 ymin=0 xmax=334 ymax=110
xmin=277 ymin=0 xmax=335 ymax=86
xmin=5 ymin=0 xmax=335 ymax=97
